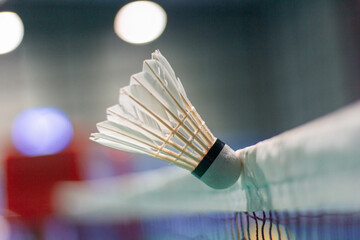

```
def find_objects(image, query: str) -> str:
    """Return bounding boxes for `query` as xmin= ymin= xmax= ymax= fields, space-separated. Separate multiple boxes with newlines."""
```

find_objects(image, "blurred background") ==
xmin=0 ymin=0 xmax=359 ymax=239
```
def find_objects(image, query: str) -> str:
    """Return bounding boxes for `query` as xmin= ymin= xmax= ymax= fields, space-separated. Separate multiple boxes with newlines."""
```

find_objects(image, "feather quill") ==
xmin=90 ymin=50 xmax=216 ymax=170
xmin=91 ymin=50 xmax=242 ymax=189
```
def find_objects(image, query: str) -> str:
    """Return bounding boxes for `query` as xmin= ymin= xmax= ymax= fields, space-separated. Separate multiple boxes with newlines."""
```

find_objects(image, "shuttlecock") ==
xmin=90 ymin=50 xmax=241 ymax=189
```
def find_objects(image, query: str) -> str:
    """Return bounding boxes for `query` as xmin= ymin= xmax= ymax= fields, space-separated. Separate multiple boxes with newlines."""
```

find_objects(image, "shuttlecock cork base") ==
xmin=192 ymin=139 xmax=241 ymax=189
xmin=91 ymin=50 xmax=241 ymax=189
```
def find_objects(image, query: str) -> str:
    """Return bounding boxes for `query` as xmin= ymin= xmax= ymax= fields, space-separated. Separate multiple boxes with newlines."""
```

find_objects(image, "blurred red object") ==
xmin=5 ymin=144 xmax=81 ymax=223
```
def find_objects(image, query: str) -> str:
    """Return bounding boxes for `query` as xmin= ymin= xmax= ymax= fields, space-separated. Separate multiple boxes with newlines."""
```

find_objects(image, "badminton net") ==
xmin=53 ymin=100 xmax=360 ymax=239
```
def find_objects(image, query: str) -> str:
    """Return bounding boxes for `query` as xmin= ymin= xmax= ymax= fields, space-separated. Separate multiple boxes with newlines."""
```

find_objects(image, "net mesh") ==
xmin=68 ymin=211 xmax=360 ymax=240
xmin=110 ymin=211 xmax=360 ymax=240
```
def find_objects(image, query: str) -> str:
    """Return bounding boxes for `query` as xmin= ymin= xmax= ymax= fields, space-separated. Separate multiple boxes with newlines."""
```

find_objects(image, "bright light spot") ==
xmin=114 ymin=1 xmax=167 ymax=44
xmin=0 ymin=12 xmax=24 ymax=55
xmin=11 ymin=107 xmax=74 ymax=157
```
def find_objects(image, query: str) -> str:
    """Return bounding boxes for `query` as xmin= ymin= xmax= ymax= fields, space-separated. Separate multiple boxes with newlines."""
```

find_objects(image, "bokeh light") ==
xmin=0 ymin=12 xmax=24 ymax=55
xmin=11 ymin=107 xmax=74 ymax=157
xmin=114 ymin=1 xmax=167 ymax=44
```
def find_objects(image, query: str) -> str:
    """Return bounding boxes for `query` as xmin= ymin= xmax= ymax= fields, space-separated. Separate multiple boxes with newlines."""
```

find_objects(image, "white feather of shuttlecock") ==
xmin=90 ymin=50 xmax=216 ymax=171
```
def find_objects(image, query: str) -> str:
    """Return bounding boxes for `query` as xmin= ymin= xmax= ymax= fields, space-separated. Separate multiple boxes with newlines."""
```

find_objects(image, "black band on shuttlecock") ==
xmin=191 ymin=138 xmax=225 ymax=179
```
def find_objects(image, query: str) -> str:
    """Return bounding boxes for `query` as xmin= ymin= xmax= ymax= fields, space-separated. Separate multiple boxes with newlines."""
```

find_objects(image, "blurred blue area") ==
xmin=7 ymin=211 xmax=360 ymax=239
xmin=11 ymin=107 xmax=73 ymax=157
